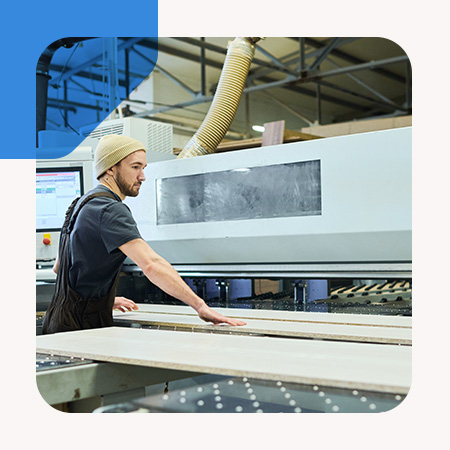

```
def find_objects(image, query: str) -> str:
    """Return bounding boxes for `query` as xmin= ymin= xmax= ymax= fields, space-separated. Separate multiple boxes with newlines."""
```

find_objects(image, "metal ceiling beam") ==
xmin=132 ymin=71 xmax=368 ymax=118
xmin=245 ymin=55 xmax=409 ymax=111
xmin=248 ymin=37 xmax=361 ymax=83
xmin=309 ymin=37 xmax=341 ymax=71
xmin=135 ymin=38 xmax=400 ymax=114
xmin=50 ymin=54 xmax=363 ymax=114
xmin=316 ymin=78 xmax=322 ymax=124
xmin=255 ymin=37 xmax=400 ymax=118
xmin=69 ymin=78 xmax=98 ymax=96
xmin=47 ymin=98 xmax=101 ymax=111
xmin=405 ymin=61 xmax=412 ymax=111
xmin=292 ymin=37 xmax=406 ymax=84
xmin=125 ymin=48 xmax=130 ymax=97
xmin=130 ymin=46 xmax=405 ymax=117
xmin=200 ymin=37 xmax=206 ymax=96
xmin=244 ymin=38 xmax=404 ymax=112
xmin=136 ymin=38 xmax=224 ymax=70
xmin=48 ymin=64 xmax=142 ymax=87
xmin=254 ymin=46 xmax=297 ymax=76
xmin=105 ymin=37 xmax=120 ymax=114
xmin=317 ymin=79 xmax=407 ymax=112
xmin=132 ymin=95 xmax=214 ymax=117
xmin=172 ymin=37 xmax=296 ymax=76
xmin=298 ymin=37 xmax=306 ymax=74
xmin=132 ymin=38 xmax=366 ymax=110
xmin=51 ymin=37 xmax=149 ymax=86
xmin=315 ymin=55 xmax=408 ymax=79
xmin=326 ymin=57 xmax=403 ymax=110
xmin=131 ymin=46 xmax=197 ymax=96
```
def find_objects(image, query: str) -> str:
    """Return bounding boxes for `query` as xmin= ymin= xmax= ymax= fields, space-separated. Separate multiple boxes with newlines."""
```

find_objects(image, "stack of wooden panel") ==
xmin=112 ymin=304 xmax=412 ymax=345
xmin=36 ymin=304 xmax=412 ymax=395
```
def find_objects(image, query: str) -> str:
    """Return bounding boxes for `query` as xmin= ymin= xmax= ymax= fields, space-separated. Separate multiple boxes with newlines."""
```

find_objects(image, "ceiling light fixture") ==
xmin=252 ymin=125 xmax=265 ymax=133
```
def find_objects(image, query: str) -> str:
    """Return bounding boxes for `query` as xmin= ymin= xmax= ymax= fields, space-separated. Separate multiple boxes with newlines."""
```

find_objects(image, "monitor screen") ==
xmin=36 ymin=167 xmax=84 ymax=231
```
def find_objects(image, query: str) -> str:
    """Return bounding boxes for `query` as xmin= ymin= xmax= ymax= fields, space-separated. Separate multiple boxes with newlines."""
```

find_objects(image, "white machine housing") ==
xmin=128 ymin=127 xmax=412 ymax=278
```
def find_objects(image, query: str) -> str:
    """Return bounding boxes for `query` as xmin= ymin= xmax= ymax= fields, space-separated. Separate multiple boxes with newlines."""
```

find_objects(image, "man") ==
xmin=42 ymin=134 xmax=245 ymax=334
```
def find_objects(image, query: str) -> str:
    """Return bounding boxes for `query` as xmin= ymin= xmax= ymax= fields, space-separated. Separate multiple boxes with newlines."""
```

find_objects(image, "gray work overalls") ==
xmin=42 ymin=191 xmax=120 ymax=334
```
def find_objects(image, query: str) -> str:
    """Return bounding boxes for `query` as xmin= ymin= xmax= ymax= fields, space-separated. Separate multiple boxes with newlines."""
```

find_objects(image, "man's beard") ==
xmin=115 ymin=172 xmax=141 ymax=197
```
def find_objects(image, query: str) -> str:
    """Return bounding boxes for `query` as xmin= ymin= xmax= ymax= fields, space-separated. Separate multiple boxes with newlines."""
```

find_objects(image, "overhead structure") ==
xmin=41 ymin=37 xmax=412 ymax=135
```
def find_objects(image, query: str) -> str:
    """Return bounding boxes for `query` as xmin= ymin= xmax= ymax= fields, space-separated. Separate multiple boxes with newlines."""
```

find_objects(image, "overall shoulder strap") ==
xmin=65 ymin=191 xmax=118 ymax=234
xmin=50 ymin=191 xmax=119 ymax=307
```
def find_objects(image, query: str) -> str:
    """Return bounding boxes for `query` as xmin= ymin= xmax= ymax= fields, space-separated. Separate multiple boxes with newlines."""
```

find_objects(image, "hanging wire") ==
xmin=52 ymin=42 xmax=81 ymax=134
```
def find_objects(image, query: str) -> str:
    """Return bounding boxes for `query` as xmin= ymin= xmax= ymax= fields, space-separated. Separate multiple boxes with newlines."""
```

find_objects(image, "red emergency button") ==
xmin=43 ymin=238 xmax=51 ymax=245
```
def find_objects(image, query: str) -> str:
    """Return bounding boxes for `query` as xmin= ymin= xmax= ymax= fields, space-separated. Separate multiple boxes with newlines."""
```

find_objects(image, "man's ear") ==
xmin=105 ymin=165 xmax=116 ymax=177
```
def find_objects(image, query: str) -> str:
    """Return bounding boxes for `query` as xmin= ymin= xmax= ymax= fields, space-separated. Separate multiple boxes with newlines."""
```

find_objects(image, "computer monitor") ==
xmin=36 ymin=146 xmax=95 ymax=264
xmin=36 ymin=167 xmax=84 ymax=231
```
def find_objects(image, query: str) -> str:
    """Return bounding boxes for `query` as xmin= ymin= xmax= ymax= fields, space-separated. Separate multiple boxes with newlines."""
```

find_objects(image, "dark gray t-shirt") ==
xmin=68 ymin=185 xmax=142 ymax=298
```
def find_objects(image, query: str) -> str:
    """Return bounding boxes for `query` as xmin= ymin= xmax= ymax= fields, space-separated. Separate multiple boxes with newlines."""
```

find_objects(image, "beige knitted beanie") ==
xmin=94 ymin=134 xmax=146 ymax=179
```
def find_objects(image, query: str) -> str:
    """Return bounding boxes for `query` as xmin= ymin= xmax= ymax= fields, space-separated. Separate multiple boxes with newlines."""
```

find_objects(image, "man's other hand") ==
xmin=113 ymin=296 xmax=139 ymax=313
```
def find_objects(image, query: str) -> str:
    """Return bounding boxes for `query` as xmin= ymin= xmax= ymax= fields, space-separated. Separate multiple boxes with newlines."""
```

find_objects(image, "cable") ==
xmin=52 ymin=43 xmax=81 ymax=134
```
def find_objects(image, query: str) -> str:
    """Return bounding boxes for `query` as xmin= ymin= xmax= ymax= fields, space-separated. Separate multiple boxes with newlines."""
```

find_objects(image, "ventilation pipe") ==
xmin=177 ymin=37 xmax=262 ymax=159
xmin=36 ymin=37 xmax=93 ymax=146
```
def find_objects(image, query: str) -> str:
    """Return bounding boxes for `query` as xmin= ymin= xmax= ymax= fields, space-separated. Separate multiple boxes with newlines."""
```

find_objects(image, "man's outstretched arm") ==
xmin=119 ymin=238 xmax=246 ymax=326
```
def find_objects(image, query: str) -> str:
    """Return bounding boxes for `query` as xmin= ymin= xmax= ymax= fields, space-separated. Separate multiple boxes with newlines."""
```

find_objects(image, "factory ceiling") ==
xmin=41 ymin=36 xmax=411 ymax=141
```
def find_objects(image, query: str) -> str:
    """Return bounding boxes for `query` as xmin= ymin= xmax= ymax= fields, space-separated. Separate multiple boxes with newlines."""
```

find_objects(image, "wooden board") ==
xmin=198 ymin=130 xmax=320 ymax=153
xmin=262 ymin=120 xmax=285 ymax=146
xmin=113 ymin=311 xmax=411 ymax=345
xmin=117 ymin=304 xmax=412 ymax=328
xmin=36 ymin=327 xmax=411 ymax=393
xmin=299 ymin=116 xmax=412 ymax=138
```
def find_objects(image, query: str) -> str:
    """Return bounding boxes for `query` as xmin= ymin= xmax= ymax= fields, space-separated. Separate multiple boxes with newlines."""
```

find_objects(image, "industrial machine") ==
xmin=36 ymin=126 xmax=412 ymax=413
xmin=134 ymin=126 xmax=411 ymax=270
xmin=119 ymin=126 xmax=412 ymax=314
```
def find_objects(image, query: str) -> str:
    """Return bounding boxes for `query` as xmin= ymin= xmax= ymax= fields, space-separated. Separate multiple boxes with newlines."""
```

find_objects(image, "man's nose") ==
xmin=138 ymin=170 xmax=146 ymax=181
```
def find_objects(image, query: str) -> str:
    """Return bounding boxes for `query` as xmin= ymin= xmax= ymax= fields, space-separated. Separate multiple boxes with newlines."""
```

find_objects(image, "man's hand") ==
xmin=197 ymin=304 xmax=246 ymax=326
xmin=113 ymin=296 xmax=139 ymax=313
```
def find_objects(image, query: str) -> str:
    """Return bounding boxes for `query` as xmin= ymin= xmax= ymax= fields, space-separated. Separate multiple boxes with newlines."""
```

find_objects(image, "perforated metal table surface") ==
xmin=94 ymin=374 xmax=406 ymax=413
